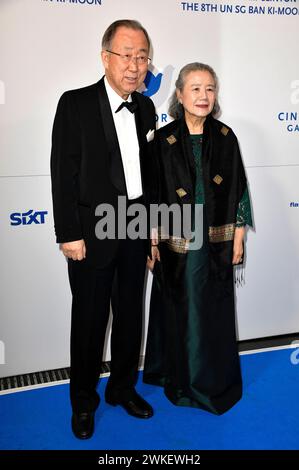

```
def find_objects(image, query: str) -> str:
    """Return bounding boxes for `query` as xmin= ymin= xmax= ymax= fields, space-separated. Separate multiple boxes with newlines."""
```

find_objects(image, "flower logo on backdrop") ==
xmin=277 ymin=80 xmax=299 ymax=133
xmin=142 ymin=70 xmax=163 ymax=98
xmin=141 ymin=65 xmax=175 ymax=127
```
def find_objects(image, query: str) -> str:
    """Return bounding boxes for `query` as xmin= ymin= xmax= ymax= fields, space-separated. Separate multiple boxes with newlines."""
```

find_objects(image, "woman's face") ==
xmin=177 ymin=70 xmax=217 ymax=121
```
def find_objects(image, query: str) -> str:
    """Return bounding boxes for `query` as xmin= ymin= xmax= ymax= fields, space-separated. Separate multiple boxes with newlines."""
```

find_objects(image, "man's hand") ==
xmin=61 ymin=239 xmax=86 ymax=261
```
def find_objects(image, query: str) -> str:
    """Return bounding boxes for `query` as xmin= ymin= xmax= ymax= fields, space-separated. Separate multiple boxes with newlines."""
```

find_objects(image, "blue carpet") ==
xmin=0 ymin=349 xmax=298 ymax=450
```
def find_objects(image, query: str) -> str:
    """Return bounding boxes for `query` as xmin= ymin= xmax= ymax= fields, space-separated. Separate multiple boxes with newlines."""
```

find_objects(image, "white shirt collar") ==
xmin=104 ymin=76 xmax=132 ymax=113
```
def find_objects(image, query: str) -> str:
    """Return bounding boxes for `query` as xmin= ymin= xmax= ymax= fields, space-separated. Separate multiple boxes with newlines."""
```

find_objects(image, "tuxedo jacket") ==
xmin=50 ymin=77 xmax=156 ymax=267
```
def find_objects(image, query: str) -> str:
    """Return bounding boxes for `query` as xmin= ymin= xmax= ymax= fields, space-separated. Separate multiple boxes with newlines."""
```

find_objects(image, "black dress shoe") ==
xmin=106 ymin=392 xmax=153 ymax=419
xmin=71 ymin=411 xmax=95 ymax=439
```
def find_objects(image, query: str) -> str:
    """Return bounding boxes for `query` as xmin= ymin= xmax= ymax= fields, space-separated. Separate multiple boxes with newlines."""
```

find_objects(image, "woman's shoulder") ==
xmin=209 ymin=116 xmax=237 ymax=141
xmin=156 ymin=119 xmax=180 ymax=139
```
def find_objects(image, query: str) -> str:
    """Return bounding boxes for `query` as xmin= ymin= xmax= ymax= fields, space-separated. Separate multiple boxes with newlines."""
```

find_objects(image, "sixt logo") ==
xmin=10 ymin=210 xmax=48 ymax=226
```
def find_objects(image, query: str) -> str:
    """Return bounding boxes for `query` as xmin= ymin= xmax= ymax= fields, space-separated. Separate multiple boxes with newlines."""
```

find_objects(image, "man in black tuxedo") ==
xmin=50 ymin=19 xmax=156 ymax=439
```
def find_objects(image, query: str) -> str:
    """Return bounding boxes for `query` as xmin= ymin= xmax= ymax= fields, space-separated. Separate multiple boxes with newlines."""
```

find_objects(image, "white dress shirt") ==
xmin=104 ymin=77 xmax=142 ymax=200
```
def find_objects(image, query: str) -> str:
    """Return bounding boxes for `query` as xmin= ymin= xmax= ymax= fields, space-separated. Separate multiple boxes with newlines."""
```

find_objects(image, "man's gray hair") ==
xmin=168 ymin=62 xmax=221 ymax=119
xmin=102 ymin=19 xmax=150 ymax=51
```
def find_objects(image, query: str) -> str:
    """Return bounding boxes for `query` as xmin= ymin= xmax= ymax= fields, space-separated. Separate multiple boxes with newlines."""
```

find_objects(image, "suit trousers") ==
xmin=68 ymin=236 xmax=147 ymax=412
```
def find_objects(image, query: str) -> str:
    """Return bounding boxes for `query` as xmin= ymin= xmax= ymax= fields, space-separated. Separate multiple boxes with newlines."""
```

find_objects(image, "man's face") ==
xmin=101 ymin=26 xmax=149 ymax=99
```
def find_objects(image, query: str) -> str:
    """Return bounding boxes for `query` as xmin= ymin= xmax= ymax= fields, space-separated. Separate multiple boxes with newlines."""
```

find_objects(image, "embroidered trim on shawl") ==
xmin=159 ymin=223 xmax=236 ymax=253
xmin=209 ymin=223 xmax=235 ymax=243
xmin=158 ymin=226 xmax=190 ymax=254
xmin=165 ymin=236 xmax=190 ymax=254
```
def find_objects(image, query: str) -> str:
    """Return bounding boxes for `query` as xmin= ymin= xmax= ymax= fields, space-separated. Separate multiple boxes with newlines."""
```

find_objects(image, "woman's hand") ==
xmin=232 ymin=227 xmax=245 ymax=265
xmin=147 ymin=246 xmax=160 ymax=271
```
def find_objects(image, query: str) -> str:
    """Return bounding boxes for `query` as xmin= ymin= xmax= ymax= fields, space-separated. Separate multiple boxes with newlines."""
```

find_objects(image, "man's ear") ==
xmin=101 ymin=49 xmax=109 ymax=69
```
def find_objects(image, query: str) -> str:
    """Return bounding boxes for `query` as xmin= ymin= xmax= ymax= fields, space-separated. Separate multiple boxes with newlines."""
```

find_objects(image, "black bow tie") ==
xmin=115 ymin=101 xmax=137 ymax=114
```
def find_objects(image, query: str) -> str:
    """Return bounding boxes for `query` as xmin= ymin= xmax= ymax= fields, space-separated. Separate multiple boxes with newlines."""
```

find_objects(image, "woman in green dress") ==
xmin=144 ymin=63 xmax=252 ymax=415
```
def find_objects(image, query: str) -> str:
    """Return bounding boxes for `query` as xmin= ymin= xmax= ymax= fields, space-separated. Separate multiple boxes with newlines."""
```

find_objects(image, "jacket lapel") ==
xmin=131 ymin=91 xmax=152 ymax=196
xmin=97 ymin=77 xmax=127 ymax=195
xmin=132 ymin=92 xmax=147 ymax=150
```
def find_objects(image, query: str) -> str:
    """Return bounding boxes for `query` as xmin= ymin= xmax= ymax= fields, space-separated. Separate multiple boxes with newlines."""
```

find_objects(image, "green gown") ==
xmin=143 ymin=134 xmax=252 ymax=415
